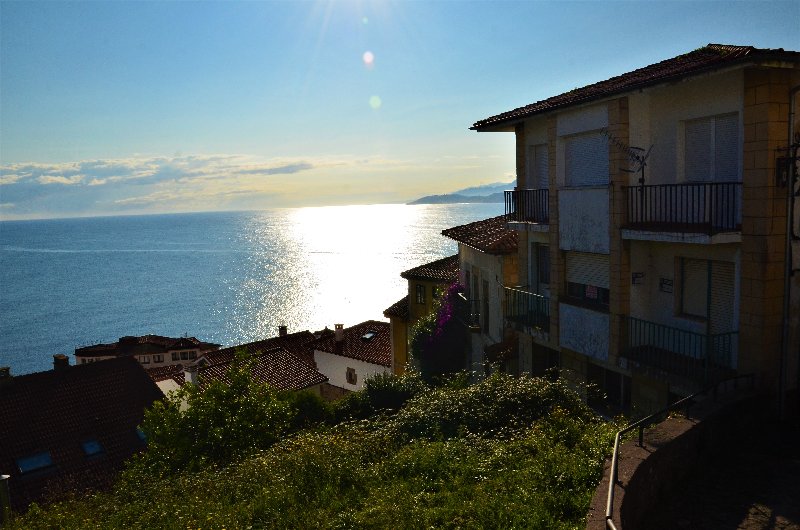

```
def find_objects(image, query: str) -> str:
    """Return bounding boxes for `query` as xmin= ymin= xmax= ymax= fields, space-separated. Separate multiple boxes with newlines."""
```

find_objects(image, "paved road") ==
xmin=645 ymin=420 xmax=800 ymax=529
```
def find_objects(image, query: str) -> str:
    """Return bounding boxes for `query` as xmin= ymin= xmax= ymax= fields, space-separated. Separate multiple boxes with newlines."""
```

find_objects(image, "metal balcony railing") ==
xmin=620 ymin=316 xmax=737 ymax=385
xmin=504 ymin=287 xmax=549 ymax=332
xmin=504 ymin=189 xmax=549 ymax=224
xmin=455 ymin=293 xmax=481 ymax=329
xmin=623 ymin=181 xmax=741 ymax=235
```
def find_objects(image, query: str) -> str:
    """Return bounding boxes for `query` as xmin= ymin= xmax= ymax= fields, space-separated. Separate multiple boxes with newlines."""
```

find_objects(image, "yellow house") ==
xmin=472 ymin=44 xmax=800 ymax=414
xmin=383 ymin=254 xmax=458 ymax=374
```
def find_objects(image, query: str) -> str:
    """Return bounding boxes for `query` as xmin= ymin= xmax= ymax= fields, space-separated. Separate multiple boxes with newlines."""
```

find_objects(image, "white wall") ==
xmin=460 ymin=245 xmax=506 ymax=344
xmin=628 ymin=241 xmax=740 ymax=335
xmin=558 ymin=188 xmax=610 ymax=253
xmin=559 ymin=303 xmax=610 ymax=361
xmin=629 ymin=69 xmax=743 ymax=186
xmin=313 ymin=350 xmax=390 ymax=391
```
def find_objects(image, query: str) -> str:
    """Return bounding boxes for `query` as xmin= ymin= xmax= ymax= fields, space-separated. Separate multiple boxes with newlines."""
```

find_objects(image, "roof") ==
xmin=145 ymin=330 xmax=328 ymax=392
xmin=312 ymin=321 xmax=392 ymax=367
xmin=199 ymin=330 xmax=317 ymax=366
xmin=197 ymin=348 xmax=328 ymax=391
xmin=400 ymin=254 xmax=459 ymax=283
xmin=0 ymin=357 xmax=163 ymax=511
xmin=75 ymin=334 xmax=220 ymax=359
xmin=472 ymin=44 xmax=800 ymax=131
xmin=442 ymin=215 xmax=518 ymax=255
xmin=383 ymin=296 xmax=410 ymax=321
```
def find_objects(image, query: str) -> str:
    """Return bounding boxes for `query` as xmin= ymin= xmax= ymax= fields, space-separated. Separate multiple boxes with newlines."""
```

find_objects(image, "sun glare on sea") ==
xmin=237 ymin=204 xmax=438 ymax=339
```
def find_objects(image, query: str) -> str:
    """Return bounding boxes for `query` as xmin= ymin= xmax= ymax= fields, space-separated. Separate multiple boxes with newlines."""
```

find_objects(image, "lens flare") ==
xmin=369 ymin=96 xmax=382 ymax=109
xmin=362 ymin=17 xmax=369 ymax=25
xmin=362 ymin=51 xmax=374 ymax=68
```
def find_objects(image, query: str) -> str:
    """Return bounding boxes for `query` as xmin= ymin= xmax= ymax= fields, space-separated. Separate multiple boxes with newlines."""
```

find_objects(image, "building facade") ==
xmin=473 ymin=44 xmax=800 ymax=413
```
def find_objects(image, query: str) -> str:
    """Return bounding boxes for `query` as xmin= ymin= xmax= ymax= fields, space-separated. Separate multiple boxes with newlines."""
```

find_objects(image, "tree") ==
xmin=138 ymin=354 xmax=294 ymax=473
xmin=410 ymin=283 xmax=469 ymax=382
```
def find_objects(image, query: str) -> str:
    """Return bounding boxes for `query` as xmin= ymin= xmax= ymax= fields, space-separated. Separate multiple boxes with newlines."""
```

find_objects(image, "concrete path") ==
xmin=644 ymin=420 xmax=800 ymax=530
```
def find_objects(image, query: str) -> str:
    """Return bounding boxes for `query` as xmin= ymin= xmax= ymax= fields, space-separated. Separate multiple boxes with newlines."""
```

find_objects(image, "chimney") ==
xmin=334 ymin=324 xmax=344 ymax=342
xmin=0 ymin=367 xmax=10 ymax=387
xmin=278 ymin=325 xmax=288 ymax=337
xmin=53 ymin=354 xmax=70 ymax=371
xmin=184 ymin=364 xmax=199 ymax=386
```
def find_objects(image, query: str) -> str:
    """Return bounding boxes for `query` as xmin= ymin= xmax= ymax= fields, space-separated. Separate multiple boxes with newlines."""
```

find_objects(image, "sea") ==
xmin=0 ymin=203 xmax=502 ymax=375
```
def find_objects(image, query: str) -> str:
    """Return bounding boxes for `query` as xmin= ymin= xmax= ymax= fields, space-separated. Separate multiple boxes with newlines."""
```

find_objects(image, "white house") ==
xmin=312 ymin=321 xmax=392 ymax=393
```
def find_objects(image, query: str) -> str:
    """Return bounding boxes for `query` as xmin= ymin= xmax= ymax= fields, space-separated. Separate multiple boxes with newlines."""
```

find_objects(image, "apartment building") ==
xmin=472 ymin=44 xmax=800 ymax=413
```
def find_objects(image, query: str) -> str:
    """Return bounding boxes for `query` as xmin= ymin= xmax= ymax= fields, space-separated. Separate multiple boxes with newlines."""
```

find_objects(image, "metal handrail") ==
xmin=604 ymin=373 xmax=754 ymax=530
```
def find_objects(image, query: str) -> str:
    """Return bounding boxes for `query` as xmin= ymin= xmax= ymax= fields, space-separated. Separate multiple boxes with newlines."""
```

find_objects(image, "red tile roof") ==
xmin=472 ymin=44 xmax=800 ymax=130
xmin=196 ymin=347 xmax=328 ymax=391
xmin=199 ymin=330 xmax=317 ymax=366
xmin=383 ymin=296 xmax=410 ymax=320
xmin=145 ymin=330 xmax=328 ymax=392
xmin=312 ymin=321 xmax=392 ymax=367
xmin=0 ymin=357 xmax=163 ymax=511
xmin=75 ymin=335 xmax=220 ymax=359
xmin=442 ymin=215 xmax=518 ymax=255
xmin=400 ymin=254 xmax=459 ymax=283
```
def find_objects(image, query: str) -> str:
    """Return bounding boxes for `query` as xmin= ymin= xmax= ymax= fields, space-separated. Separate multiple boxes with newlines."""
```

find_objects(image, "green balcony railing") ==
xmin=620 ymin=316 xmax=737 ymax=385
xmin=504 ymin=287 xmax=549 ymax=332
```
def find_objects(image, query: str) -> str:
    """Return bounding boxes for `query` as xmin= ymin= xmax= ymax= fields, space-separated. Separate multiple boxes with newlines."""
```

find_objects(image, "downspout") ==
xmin=781 ymin=84 xmax=800 ymax=419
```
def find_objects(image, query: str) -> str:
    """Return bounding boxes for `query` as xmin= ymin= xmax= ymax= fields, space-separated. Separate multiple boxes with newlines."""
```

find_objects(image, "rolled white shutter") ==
xmin=535 ymin=144 xmax=549 ymax=189
xmin=682 ymin=258 xmax=708 ymax=317
xmin=714 ymin=113 xmax=739 ymax=182
xmin=685 ymin=118 xmax=712 ymax=182
xmin=565 ymin=132 xmax=608 ymax=186
xmin=709 ymin=261 xmax=735 ymax=333
xmin=566 ymin=252 xmax=609 ymax=289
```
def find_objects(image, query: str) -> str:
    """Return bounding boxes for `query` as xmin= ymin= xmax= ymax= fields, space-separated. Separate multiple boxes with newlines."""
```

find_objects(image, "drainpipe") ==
xmin=781 ymin=84 xmax=800 ymax=419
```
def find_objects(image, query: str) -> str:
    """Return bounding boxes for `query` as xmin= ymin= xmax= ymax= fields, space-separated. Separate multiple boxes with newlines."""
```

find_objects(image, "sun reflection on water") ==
xmin=224 ymin=203 xmax=499 ymax=342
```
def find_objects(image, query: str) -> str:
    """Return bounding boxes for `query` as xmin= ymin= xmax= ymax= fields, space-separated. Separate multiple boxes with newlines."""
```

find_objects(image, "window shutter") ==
xmin=714 ymin=114 xmax=738 ymax=181
xmin=535 ymin=144 xmax=549 ymax=189
xmin=566 ymin=252 xmax=609 ymax=289
xmin=709 ymin=261 xmax=735 ymax=333
xmin=682 ymin=259 xmax=708 ymax=317
xmin=526 ymin=145 xmax=537 ymax=187
xmin=685 ymin=118 xmax=712 ymax=182
xmin=565 ymin=132 xmax=608 ymax=186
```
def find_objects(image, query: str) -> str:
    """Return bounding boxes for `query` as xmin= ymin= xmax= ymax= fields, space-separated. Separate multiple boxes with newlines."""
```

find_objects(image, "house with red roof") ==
xmin=74 ymin=334 xmax=220 ymax=369
xmin=472 ymin=44 xmax=800 ymax=413
xmin=146 ymin=328 xmax=329 ymax=397
xmin=383 ymin=255 xmax=459 ymax=374
xmin=442 ymin=215 xmax=521 ymax=373
xmin=312 ymin=321 xmax=391 ymax=393
xmin=0 ymin=355 xmax=163 ymax=512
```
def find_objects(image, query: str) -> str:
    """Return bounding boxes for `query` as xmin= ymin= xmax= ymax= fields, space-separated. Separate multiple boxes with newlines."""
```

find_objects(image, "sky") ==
xmin=1 ymin=1 xmax=798 ymax=220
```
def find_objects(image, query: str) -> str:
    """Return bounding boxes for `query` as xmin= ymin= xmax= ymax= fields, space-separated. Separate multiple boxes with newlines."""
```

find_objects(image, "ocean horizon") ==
xmin=0 ymin=203 xmax=503 ymax=375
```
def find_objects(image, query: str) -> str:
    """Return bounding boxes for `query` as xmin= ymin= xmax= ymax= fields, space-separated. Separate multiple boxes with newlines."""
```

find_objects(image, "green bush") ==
xmin=333 ymin=370 xmax=429 ymax=422
xmin=11 ymin=372 xmax=617 ymax=530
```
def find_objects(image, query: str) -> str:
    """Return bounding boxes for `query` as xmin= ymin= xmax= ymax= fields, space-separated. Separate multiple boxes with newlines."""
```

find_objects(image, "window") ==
xmin=416 ymin=284 xmax=426 ymax=304
xmin=685 ymin=113 xmax=739 ymax=182
xmin=17 ymin=452 xmax=53 ymax=474
xmin=189 ymin=351 xmax=197 ymax=360
xmin=361 ymin=330 xmax=377 ymax=341
xmin=346 ymin=367 xmax=357 ymax=385
xmin=565 ymin=252 xmax=609 ymax=309
xmin=171 ymin=352 xmax=179 ymax=362
xmin=82 ymin=439 xmax=104 ymax=456
xmin=565 ymin=131 xmax=609 ymax=187
xmin=180 ymin=351 xmax=189 ymax=360
xmin=140 ymin=355 xmax=150 ymax=364
xmin=153 ymin=354 xmax=163 ymax=363
xmin=530 ymin=243 xmax=550 ymax=291
xmin=678 ymin=258 xmax=708 ymax=319
xmin=526 ymin=143 xmax=549 ymax=189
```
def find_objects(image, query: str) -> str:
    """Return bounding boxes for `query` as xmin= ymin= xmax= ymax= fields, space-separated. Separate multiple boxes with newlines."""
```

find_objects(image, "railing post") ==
xmin=638 ymin=425 xmax=644 ymax=447
xmin=0 ymin=475 xmax=11 ymax=527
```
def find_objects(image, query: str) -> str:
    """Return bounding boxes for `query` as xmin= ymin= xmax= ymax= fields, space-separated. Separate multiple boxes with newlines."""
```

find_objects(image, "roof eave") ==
xmin=471 ymin=52 xmax=800 ymax=131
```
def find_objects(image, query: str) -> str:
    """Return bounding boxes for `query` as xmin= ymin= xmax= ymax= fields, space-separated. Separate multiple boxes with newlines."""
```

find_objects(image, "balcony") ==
xmin=620 ymin=316 xmax=737 ymax=387
xmin=504 ymin=189 xmax=549 ymax=225
xmin=622 ymin=182 xmax=741 ymax=241
xmin=504 ymin=287 xmax=549 ymax=333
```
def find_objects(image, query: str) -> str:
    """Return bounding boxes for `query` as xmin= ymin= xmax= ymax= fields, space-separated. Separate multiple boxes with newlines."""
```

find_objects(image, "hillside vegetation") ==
xmin=13 ymin=370 xmax=616 ymax=529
